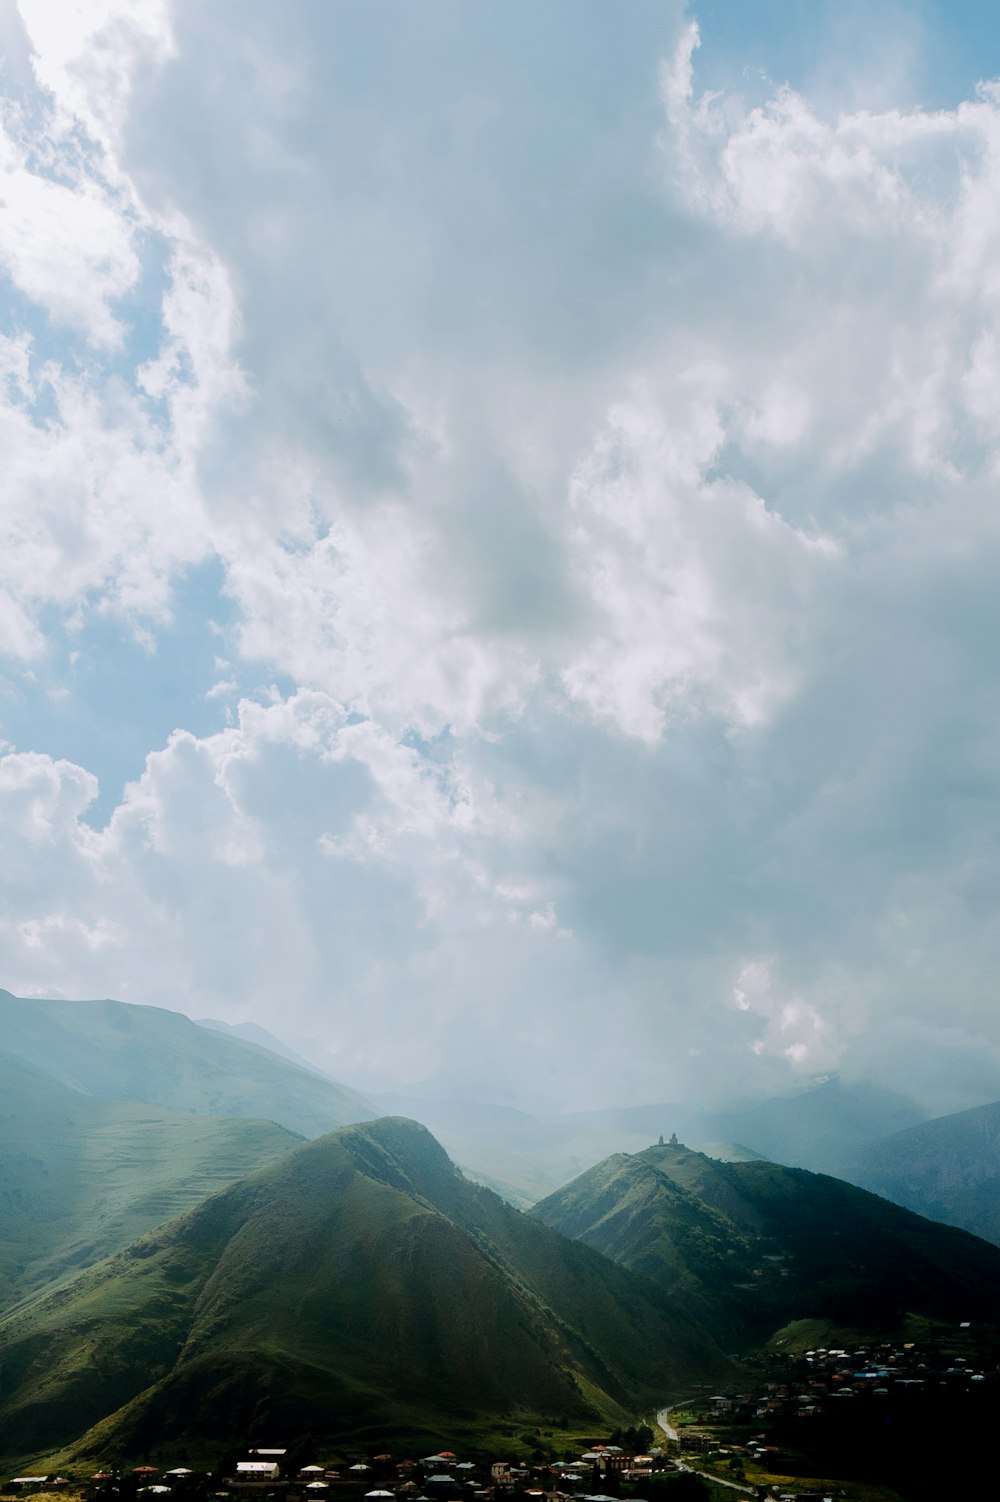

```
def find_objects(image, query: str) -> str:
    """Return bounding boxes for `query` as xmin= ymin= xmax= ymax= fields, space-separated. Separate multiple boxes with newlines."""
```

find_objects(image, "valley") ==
xmin=2 ymin=995 xmax=1000 ymax=1502
xmin=660 ymin=1330 xmax=999 ymax=1502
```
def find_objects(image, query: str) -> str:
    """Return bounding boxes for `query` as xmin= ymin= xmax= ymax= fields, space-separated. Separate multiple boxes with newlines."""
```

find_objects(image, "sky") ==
xmin=4 ymin=0 xmax=1000 ymax=1115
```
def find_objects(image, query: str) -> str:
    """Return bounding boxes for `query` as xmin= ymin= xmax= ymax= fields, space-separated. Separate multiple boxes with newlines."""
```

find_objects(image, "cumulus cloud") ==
xmin=0 ymin=0 xmax=243 ymax=656
xmin=0 ymin=133 xmax=138 ymax=347
xmin=17 ymin=0 xmax=174 ymax=150
xmin=5 ymin=2 xmax=1000 ymax=1112
xmin=0 ymin=695 xmax=592 ymax=1092
xmin=560 ymin=385 xmax=838 ymax=741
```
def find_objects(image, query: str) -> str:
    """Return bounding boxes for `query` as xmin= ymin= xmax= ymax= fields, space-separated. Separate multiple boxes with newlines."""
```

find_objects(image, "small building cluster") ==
xmin=670 ymin=1334 xmax=1000 ymax=1499
xmin=4 ymin=1438 xmax=684 ymax=1502
xmin=690 ymin=1336 xmax=997 ymax=1433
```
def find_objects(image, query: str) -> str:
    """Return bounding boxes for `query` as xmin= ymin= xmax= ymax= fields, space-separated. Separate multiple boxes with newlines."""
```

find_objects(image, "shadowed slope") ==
xmin=853 ymin=1098 xmax=1000 ymax=1247
xmin=532 ymin=1141 xmax=1000 ymax=1348
xmin=0 ymin=1120 xmax=730 ymax=1466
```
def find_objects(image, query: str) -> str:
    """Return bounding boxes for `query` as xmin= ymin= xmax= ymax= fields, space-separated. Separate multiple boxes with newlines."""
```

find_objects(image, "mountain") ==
xmin=691 ymin=1141 xmax=767 ymax=1163
xmin=0 ymin=1050 xmax=300 ymax=1313
xmin=371 ymin=1096 xmax=580 ymax=1205
xmin=697 ymin=1077 xmax=928 ymax=1177
xmin=0 ymin=990 xmax=377 ymax=1139
xmin=373 ymin=1096 xmax=760 ymax=1207
xmin=551 ymin=1081 xmax=927 ymax=1183
xmin=0 ymin=1119 xmax=730 ymax=1468
xmin=373 ymin=1081 xmax=924 ymax=1207
xmin=852 ymin=1098 xmax=1000 ymax=1247
xmin=195 ymin=1017 xmax=330 ymax=1078
xmin=532 ymin=1140 xmax=1000 ymax=1349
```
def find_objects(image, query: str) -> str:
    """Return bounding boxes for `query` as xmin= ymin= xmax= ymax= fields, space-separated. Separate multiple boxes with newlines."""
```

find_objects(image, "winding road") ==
xmin=655 ymin=1404 xmax=757 ymax=1496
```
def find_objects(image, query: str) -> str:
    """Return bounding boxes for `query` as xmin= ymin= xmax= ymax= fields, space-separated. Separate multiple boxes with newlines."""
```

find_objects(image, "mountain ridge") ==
xmin=0 ymin=1118 xmax=732 ymax=1467
xmin=851 ymin=1096 xmax=1000 ymax=1246
xmin=0 ymin=990 xmax=377 ymax=1139
xmin=371 ymin=1080 xmax=928 ymax=1206
xmin=532 ymin=1140 xmax=1000 ymax=1349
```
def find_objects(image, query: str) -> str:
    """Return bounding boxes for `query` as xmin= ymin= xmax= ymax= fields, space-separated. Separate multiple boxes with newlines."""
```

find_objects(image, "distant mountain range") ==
xmin=0 ymin=990 xmax=377 ymax=1139
xmin=375 ymin=1078 xmax=928 ymax=1206
xmin=195 ymin=1016 xmax=332 ymax=1078
xmin=696 ymin=1076 xmax=928 ymax=1177
xmin=850 ymin=1098 xmax=1000 ymax=1247
xmin=381 ymin=1080 xmax=1000 ymax=1250
xmin=0 ymin=1118 xmax=730 ymax=1467
xmin=5 ymin=986 xmax=1000 ymax=1245
xmin=532 ymin=1139 xmax=1000 ymax=1349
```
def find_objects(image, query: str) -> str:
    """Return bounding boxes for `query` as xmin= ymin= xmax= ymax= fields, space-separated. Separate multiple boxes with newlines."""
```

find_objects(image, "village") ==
xmin=665 ymin=1334 xmax=1000 ymax=1498
xmin=2 ymin=1441 xmax=705 ymax=1502
xmin=681 ymin=1333 xmax=995 ymax=1439
xmin=4 ymin=1339 xmax=997 ymax=1502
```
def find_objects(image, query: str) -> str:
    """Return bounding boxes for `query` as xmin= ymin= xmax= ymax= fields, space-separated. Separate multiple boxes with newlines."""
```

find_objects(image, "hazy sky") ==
xmin=4 ymin=0 xmax=1000 ymax=1114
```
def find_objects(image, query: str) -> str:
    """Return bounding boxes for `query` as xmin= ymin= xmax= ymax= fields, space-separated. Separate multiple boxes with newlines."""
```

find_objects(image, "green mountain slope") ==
xmin=0 ymin=1050 xmax=301 ymax=1312
xmin=0 ymin=991 xmax=376 ymax=1139
xmin=532 ymin=1141 xmax=1000 ymax=1348
xmin=0 ymin=1119 xmax=730 ymax=1467
xmin=853 ymin=1098 xmax=1000 ymax=1246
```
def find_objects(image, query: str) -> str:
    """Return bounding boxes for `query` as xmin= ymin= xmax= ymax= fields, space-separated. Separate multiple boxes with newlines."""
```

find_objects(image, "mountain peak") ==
xmin=0 ymin=1119 xmax=728 ymax=1461
xmin=534 ymin=1146 xmax=1000 ymax=1349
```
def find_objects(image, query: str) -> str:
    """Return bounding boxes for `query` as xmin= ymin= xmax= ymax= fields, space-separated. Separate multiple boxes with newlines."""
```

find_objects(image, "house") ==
xmin=234 ymin=1463 xmax=281 ymax=1486
xmin=598 ymin=1454 xmax=633 ymax=1474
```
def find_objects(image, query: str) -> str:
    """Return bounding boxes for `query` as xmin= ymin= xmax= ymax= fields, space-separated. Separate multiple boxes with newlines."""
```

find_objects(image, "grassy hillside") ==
xmin=532 ymin=1141 xmax=1000 ymax=1349
xmin=0 ymin=1120 xmax=731 ymax=1468
xmin=853 ymin=1098 xmax=1000 ymax=1246
xmin=0 ymin=991 xmax=376 ymax=1139
xmin=0 ymin=1050 xmax=300 ymax=1312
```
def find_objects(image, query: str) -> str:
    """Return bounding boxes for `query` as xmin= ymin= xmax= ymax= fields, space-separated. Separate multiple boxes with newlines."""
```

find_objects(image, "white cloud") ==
xmin=0 ymin=311 xmax=218 ymax=636
xmin=0 ymin=748 xmax=98 ymax=844
xmin=0 ymin=121 xmax=139 ymax=346
xmin=659 ymin=21 xmax=1000 ymax=493
xmin=7 ymin=5 xmax=1000 ymax=1112
xmin=17 ymin=0 xmax=174 ymax=154
xmin=0 ymin=10 xmax=243 ymax=647
xmin=560 ymin=384 xmax=837 ymax=742
xmin=0 ymin=695 xmax=592 ymax=1093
